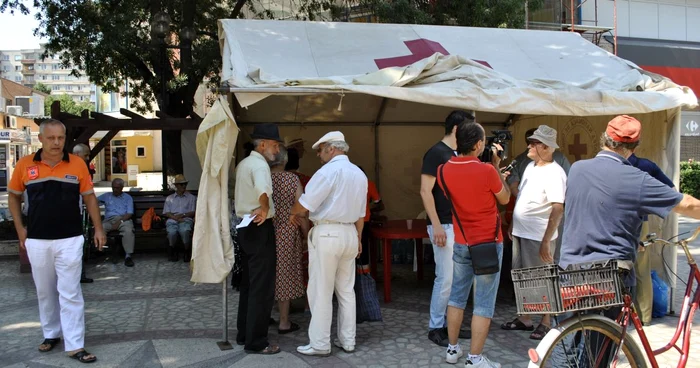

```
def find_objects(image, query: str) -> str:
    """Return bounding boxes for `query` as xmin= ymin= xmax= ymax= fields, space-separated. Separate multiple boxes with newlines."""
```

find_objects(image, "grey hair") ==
xmin=72 ymin=143 xmax=90 ymax=155
xmin=327 ymin=141 xmax=350 ymax=153
xmin=112 ymin=178 xmax=125 ymax=187
xmin=39 ymin=119 xmax=66 ymax=135
xmin=600 ymin=132 xmax=640 ymax=152
xmin=270 ymin=145 xmax=288 ymax=168
xmin=252 ymin=139 xmax=263 ymax=149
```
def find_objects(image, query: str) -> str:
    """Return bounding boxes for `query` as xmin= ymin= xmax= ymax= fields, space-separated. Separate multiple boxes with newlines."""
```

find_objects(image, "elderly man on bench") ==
xmin=163 ymin=174 xmax=197 ymax=262
xmin=99 ymin=178 xmax=136 ymax=267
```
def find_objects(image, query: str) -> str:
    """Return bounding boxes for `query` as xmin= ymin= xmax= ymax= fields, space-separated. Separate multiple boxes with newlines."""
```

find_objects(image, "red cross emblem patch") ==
xmin=27 ymin=166 xmax=39 ymax=180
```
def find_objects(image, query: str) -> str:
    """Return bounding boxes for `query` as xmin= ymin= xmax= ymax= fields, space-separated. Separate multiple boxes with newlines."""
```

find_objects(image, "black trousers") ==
xmin=236 ymin=220 xmax=276 ymax=351
xmin=358 ymin=222 xmax=371 ymax=266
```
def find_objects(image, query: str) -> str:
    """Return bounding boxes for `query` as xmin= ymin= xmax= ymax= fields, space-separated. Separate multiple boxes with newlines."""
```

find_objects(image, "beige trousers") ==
xmin=634 ymin=221 xmax=652 ymax=324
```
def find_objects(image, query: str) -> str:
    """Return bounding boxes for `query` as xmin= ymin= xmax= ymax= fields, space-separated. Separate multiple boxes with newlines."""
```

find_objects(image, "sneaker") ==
xmin=465 ymin=356 xmax=501 ymax=368
xmin=333 ymin=338 xmax=355 ymax=353
xmin=296 ymin=344 xmax=331 ymax=357
xmin=124 ymin=257 xmax=134 ymax=267
xmin=428 ymin=328 xmax=448 ymax=347
xmin=446 ymin=346 xmax=463 ymax=364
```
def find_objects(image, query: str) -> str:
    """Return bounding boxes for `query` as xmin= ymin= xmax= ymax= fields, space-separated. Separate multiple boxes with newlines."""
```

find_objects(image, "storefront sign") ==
xmin=0 ymin=130 xmax=10 ymax=141
xmin=682 ymin=112 xmax=700 ymax=137
xmin=127 ymin=165 xmax=139 ymax=182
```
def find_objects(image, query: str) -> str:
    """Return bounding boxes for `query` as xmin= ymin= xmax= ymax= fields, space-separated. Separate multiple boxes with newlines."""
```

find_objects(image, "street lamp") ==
xmin=150 ymin=10 xmax=194 ymax=191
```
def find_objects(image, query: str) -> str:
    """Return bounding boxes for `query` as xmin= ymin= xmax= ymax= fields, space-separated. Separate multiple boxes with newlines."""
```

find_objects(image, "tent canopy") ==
xmin=218 ymin=19 xmax=697 ymax=120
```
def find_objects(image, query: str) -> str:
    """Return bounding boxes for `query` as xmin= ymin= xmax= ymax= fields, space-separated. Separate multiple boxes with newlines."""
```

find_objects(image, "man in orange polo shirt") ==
xmin=7 ymin=119 xmax=106 ymax=364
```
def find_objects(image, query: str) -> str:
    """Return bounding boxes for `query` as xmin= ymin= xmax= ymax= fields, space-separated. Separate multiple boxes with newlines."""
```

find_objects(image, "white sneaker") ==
xmin=465 ymin=355 xmax=501 ymax=368
xmin=296 ymin=344 xmax=331 ymax=357
xmin=446 ymin=346 xmax=464 ymax=364
xmin=333 ymin=338 xmax=355 ymax=353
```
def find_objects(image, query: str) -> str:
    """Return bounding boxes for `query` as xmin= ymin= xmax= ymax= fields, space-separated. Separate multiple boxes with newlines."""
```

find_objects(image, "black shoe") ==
xmin=428 ymin=328 xmax=448 ymax=347
xmin=183 ymin=250 xmax=191 ymax=263
xmin=459 ymin=328 xmax=471 ymax=339
xmin=168 ymin=248 xmax=178 ymax=262
xmin=80 ymin=277 xmax=94 ymax=284
xmin=124 ymin=257 xmax=134 ymax=267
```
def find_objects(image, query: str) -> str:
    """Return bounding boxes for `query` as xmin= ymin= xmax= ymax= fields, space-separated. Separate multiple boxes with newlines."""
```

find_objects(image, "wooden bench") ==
xmin=106 ymin=190 xmax=198 ymax=255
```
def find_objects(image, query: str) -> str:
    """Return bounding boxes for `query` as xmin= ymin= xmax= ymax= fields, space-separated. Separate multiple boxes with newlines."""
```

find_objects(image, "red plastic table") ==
xmin=370 ymin=219 xmax=428 ymax=303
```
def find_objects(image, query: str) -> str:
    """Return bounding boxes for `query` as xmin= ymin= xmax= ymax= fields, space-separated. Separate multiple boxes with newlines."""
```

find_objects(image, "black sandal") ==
xmin=500 ymin=318 xmax=535 ymax=331
xmin=278 ymin=322 xmax=300 ymax=334
xmin=38 ymin=338 xmax=61 ymax=352
xmin=69 ymin=350 xmax=97 ymax=363
xmin=530 ymin=324 xmax=551 ymax=340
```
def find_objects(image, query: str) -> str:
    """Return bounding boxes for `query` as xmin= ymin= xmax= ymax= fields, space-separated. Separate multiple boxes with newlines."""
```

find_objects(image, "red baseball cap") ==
xmin=606 ymin=115 xmax=641 ymax=143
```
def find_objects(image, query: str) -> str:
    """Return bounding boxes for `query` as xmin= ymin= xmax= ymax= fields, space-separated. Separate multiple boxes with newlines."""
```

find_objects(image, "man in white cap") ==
xmin=501 ymin=125 xmax=566 ymax=340
xmin=290 ymin=131 xmax=367 ymax=356
xmin=163 ymin=174 xmax=197 ymax=262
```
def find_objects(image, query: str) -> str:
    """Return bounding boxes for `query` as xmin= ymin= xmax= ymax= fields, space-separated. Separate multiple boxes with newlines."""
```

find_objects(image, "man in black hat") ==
xmin=233 ymin=123 xmax=283 ymax=355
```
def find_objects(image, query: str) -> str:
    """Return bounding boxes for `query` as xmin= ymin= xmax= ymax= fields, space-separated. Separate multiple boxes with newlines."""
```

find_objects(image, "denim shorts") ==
xmin=447 ymin=242 xmax=503 ymax=318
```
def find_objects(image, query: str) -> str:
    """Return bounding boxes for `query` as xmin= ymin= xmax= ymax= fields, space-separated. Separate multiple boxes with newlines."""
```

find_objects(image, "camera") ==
xmin=479 ymin=130 xmax=513 ymax=163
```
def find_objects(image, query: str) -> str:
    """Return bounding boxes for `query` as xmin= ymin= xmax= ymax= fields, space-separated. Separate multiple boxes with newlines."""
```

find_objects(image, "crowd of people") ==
xmin=8 ymin=111 xmax=700 ymax=366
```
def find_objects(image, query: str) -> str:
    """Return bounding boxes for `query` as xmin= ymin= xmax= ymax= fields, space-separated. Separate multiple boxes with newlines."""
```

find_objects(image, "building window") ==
xmin=52 ymin=85 xmax=60 ymax=91
xmin=110 ymin=140 xmax=128 ymax=174
xmin=1 ymin=55 xmax=8 ymax=61
xmin=136 ymin=146 xmax=146 ymax=158
xmin=41 ymin=75 xmax=47 ymax=80
xmin=52 ymin=64 xmax=59 ymax=70
xmin=15 ymin=66 xmax=21 ymax=71
xmin=14 ymin=55 xmax=21 ymax=61
xmin=2 ymin=66 xmax=8 ymax=71
xmin=15 ymin=76 xmax=21 ymax=82
xmin=52 ymin=75 xmax=60 ymax=80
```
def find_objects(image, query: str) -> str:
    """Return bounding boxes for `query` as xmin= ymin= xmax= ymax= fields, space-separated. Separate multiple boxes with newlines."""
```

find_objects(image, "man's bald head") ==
xmin=72 ymin=143 xmax=90 ymax=161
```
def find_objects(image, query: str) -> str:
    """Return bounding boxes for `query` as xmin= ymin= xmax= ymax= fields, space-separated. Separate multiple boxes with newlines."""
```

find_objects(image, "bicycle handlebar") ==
xmin=643 ymin=226 xmax=700 ymax=266
xmin=686 ymin=226 xmax=700 ymax=243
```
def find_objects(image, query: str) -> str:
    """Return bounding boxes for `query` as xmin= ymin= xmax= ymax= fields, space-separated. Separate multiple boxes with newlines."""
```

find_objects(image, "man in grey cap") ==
xmin=290 ymin=131 xmax=367 ymax=357
xmin=501 ymin=125 xmax=567 ymax=340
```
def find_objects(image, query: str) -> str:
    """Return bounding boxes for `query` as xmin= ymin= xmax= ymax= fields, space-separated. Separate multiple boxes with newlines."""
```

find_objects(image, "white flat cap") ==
xmin=312 ymin=131 xmax=346 ymax=150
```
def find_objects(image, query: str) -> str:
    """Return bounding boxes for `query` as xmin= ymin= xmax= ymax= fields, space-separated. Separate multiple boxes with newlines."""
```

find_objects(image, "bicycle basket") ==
xmin=512 ymin=260 xmax=624 ymax=315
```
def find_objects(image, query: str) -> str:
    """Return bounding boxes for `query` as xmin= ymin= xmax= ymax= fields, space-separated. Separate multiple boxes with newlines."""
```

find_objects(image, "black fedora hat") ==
xmin=251 ymin=123 xmax=283 ymax=142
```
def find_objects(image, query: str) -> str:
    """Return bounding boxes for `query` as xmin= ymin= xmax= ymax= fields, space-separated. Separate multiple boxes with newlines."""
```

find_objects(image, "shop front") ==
xmin=0 ymin=128 xmax=33 ymax=192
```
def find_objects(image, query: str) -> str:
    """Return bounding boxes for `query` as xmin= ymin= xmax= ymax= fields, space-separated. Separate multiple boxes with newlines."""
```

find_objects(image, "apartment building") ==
xmin=0 ymin=46 xmax=95 ymax=103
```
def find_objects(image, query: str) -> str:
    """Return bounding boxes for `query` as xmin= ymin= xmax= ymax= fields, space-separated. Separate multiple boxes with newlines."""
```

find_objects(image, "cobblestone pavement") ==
xmin=1 ymin=219 xmax=699 ymax=368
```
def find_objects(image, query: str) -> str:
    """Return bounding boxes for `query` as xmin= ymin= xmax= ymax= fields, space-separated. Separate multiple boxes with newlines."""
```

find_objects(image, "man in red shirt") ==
xmin=438 ymin=122 xmax=511 ymax=368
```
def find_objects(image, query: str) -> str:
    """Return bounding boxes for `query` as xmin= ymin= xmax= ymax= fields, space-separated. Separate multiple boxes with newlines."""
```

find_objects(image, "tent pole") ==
xmin=217 ymin=277 xmax=233 ymax=350
xmin=373 ymin=98 xmax=389 ymax=190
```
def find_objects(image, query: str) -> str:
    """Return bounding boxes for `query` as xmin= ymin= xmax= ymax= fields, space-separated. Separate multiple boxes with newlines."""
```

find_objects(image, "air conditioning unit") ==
xmin=6 ymin=105 xmax=22 ymax=116
xmin=5 ymin=115 xmax=17 ymax=129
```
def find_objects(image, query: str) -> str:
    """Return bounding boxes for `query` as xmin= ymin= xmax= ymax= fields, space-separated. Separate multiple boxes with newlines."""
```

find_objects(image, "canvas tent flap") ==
xmin=218 ymin=19 xmax=697 ymax=116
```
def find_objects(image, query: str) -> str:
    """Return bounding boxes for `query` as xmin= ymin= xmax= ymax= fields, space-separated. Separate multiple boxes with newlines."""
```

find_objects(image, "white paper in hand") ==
xmin=235 ymin=214 xmax=257 ymax=229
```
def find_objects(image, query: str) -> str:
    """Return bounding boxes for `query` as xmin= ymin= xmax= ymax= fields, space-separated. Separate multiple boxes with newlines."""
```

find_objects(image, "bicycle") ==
xmin=512 ymin=226 xmax=700 ymax=368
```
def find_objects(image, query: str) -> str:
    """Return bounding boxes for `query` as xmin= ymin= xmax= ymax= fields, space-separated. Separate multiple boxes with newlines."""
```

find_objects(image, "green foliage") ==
xmin=33 ymin=82 xmax=52 ymax=94
xmin=680 ymin=161 xmax=700 ymax=199
xmin=44 ymin=94 xmax=94 ymax=116
xmin=357 ymin=0 xmax=544 ymax=28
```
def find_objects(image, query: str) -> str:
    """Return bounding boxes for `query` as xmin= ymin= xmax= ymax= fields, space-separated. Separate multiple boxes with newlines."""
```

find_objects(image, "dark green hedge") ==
xmin=680 ymin=161 xmax=700 ymax=199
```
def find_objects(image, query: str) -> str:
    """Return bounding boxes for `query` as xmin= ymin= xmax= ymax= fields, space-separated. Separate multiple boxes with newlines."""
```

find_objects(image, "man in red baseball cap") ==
xmin=549 ymin=115 xmax=700 ymax=364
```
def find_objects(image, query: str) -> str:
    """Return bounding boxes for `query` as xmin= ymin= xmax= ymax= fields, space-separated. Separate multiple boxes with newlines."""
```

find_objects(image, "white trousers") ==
xmin=307 ymin=223 xmax=358 ymax=350
xmin=26 ymin=235 xmax=85 ymax=351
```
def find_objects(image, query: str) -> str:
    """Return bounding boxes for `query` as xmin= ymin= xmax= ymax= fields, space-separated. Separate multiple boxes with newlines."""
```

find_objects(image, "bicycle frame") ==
xmin=617 ymin=239 xmax=700 ymax=368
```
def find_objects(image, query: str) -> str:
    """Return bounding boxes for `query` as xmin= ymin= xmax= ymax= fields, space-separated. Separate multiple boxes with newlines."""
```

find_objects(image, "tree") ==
xmin=44 ymin=94 xmax=95 ymax=117
xmin=1 ymin=0 xmax=535 ymax=173
xmin=1 ymin=0 xmax=333 ymax=175
xmin=356 ymin=0 xmax=543 ymax=28
xmin=33 ymin=82 xmax=52 ymax=95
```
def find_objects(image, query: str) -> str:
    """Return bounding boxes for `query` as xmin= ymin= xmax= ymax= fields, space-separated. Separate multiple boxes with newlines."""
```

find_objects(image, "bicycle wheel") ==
xmin=534 ymin=316 xmax=647 ymax=368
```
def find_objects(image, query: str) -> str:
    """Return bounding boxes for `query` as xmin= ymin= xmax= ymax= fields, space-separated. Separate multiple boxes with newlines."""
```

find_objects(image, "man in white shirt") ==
xmin=234 ymin=123 xmax=282 ymax=355
xmin=290 ymin=131 xmax=368 ymax=357
xmin=502 ymin=125 xmax=566 ymax=340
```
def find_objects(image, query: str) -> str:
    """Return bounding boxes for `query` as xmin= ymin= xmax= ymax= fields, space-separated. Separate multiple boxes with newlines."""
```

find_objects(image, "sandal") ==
xmin=245 ymin=344 xmax=281 ymax=355
xmin=530 ymin=324 xmax=551 ymax=340
xmin=69 ymin=350 xmax=97 ymax=363
xmin=278 ymin=322 xmax=300 ymax=334
xmin=500 ymin=318 xmax=535 ymax=331
xmin=38 ymin=338 xmax=61 ymax=352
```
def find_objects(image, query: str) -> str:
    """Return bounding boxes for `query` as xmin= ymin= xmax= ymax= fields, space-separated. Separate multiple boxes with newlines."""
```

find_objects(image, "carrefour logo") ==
xmin=686 ymin=120 xmax=698 ymax=133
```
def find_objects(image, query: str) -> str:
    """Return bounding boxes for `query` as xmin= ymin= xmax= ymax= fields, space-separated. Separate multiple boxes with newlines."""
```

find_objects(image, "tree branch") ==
xmin=230 ymin=0 xmax=247 ymax=18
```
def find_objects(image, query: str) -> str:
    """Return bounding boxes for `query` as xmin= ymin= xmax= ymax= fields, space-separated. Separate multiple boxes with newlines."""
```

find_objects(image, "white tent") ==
xmin=216 ymin=19 xmax=698 ymax=288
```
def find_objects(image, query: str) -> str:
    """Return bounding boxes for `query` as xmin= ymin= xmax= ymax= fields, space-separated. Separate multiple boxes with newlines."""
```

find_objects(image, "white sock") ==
xmin=448 ymin=343 xmax=460 ymax=352
xmin=468 ymin=354 xmax=483 ymax=363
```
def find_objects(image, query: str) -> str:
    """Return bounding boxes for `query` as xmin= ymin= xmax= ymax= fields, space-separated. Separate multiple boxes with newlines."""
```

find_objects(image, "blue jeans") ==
xmin=448 ymin=242 xmax=503 ymax=318
xmin=166 ymin=220 xmax=194 ymax=248
xmin=427 ymin=224 xmax=454 ymax=330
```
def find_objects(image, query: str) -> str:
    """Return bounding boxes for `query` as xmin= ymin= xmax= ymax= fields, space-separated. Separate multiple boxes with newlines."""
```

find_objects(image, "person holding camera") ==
xmin=420 ymin=110 xmax=474 ymax=346
xmin=438 ymin=122 xmax=511 ymax=368
xmin=501 ymin=125 xmax=566 ymax=340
